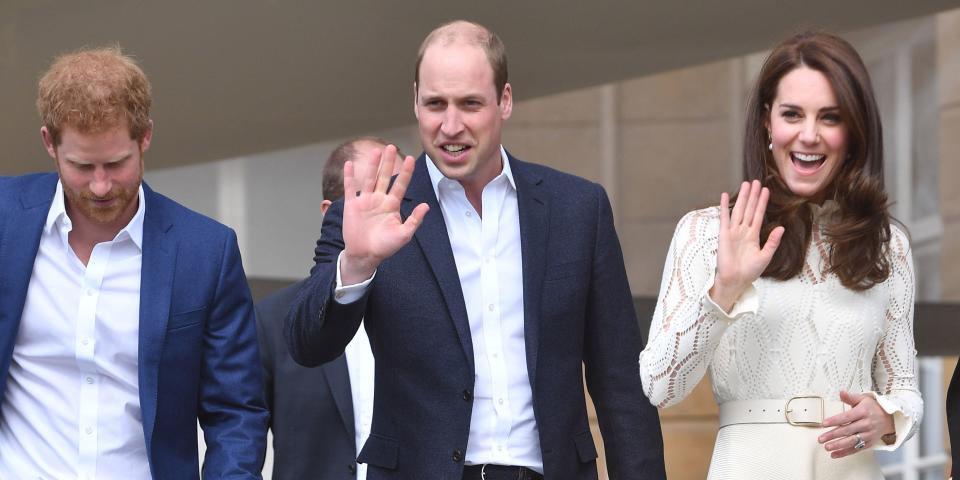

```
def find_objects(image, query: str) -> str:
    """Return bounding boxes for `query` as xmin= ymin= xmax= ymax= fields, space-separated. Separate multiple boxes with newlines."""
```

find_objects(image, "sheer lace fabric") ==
xmin=638 ymin=206 xmax=922 ymax=449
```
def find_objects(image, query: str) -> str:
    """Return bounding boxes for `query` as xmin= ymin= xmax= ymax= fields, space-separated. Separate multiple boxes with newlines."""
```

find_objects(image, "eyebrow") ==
xmin=64 ymin=152 xmax=134 ymax=165
xmin=778 ymin=103 xmax=840 ymax=113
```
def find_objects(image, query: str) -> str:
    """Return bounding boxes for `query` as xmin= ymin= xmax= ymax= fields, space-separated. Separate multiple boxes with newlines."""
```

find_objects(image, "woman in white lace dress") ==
xmin=639 ymin=32 xmax=922 ymax=479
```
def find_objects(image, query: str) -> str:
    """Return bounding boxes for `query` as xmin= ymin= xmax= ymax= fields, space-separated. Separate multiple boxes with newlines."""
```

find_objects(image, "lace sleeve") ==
xmin=868 ymin=226 xmax=923 ymax=451
xmin=639 ymin=208 xmax=753 ymax=408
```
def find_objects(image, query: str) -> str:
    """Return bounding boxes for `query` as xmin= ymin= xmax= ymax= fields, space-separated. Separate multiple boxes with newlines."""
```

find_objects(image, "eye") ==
xmin=781 ymin=110 xmax=801 ymax=121
xmin=821 ymin=113 xmax=842 ymax=125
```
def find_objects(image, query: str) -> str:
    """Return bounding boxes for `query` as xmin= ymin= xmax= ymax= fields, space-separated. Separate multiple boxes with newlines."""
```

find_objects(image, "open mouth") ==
xmin=440 ymin=144 xmax=471 ymax=159
xmin=791 ymin=152 xmax=826 ymax=174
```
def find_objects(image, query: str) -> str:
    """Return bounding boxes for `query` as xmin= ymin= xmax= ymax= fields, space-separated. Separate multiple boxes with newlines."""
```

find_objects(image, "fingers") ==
xmin=839 ymin=390 xmax=865 ymax=407
xmin=375 ymin=145 xmax=398 ymax=193
xmin=742 ymin=180 xmax=761 ymax=227
xmin=388 ymin=155 xmax=418 ymax=201
xmin=360 ymin=147 xmax=380 ymax=195
xmin=719 ymin=192 xmax=730 ymax=231
xmin=400 ymin=203 xmax=430 ymax=238
xmin=760 ymin=226 xmax=784 ymax=259
xmin=751 ymin=186 xmax=770 ymax=229
xmin=819 ymin=417 xmax=870 ymax=445
xmin=822 ymin=406 xmax=858 ymax=428
xmin=730 ymin=181 xmax=749 ymax=226
xmin=343 ymin=160 xmax=360 ymax=204
xmin=829 ymin=434 xmax=871 ymax=458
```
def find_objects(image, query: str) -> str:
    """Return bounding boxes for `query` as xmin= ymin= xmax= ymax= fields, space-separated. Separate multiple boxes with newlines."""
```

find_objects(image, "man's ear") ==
xmin=413 ymin=82 xmax=420 ymax=120
xmin=41 ymin=126 xmax=58 ymax=161
xmin=139 ymin=119 xmax=154 ymax=153
xmin=320 ymin=199 xmax=333 ymax=217
xmin=499 ymin=83 xmax=513 ymax=120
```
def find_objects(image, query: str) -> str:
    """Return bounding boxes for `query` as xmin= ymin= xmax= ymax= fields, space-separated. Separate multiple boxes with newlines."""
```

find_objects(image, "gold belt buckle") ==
xmin=785 ymin=395 xmax=824 ymax=427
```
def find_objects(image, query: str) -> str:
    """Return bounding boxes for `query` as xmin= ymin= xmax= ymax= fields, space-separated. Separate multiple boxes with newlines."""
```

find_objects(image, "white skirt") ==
xmin=707 ymin=423 xmax=883 ymax=480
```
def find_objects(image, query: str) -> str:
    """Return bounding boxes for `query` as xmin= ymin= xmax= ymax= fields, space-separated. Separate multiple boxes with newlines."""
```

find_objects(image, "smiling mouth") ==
xmin=791 ymin=152 xmax=826 ymax=174
xmin=440 ymin=144 xmax=470 ymax=158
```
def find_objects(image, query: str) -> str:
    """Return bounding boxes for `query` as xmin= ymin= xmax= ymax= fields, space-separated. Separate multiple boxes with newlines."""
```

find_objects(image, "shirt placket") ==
xmin=478 ymin=179 xmax=512 ymax=462
xmin=76 ymin=241 xmax=113 ymax=480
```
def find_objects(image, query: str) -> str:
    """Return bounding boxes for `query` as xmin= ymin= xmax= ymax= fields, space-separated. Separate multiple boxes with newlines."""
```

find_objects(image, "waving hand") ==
xmin=339 ymin=145 xmax=430 ymax=285
xmin=709 ymin=180 xmax=784 ymax=312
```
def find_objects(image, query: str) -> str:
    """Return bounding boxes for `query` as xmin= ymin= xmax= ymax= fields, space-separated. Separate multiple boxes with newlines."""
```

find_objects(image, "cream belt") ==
xmin=719 ymin=396 xmax=849 ymax=428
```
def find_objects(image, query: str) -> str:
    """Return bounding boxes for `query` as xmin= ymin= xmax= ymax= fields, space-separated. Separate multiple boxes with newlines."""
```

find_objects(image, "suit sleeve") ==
xmin=253 ymin=303 xmax=274 ymax=425
xmin=198 ymin=229 xmax=270 ymax=478
xmin=582 ymin=183 xmax=666 ymax=479
xmin=285 ymin=199 xmax=368 ymax=367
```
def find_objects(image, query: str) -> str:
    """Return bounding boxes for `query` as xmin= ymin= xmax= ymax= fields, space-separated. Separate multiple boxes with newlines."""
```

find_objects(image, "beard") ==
xmin=62 ymin=176 xmax=141 ymax=226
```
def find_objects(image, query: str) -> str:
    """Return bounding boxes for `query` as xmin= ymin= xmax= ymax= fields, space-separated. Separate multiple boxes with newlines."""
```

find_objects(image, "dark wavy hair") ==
xmin=744 ymin=31 xmax=893 ymax=290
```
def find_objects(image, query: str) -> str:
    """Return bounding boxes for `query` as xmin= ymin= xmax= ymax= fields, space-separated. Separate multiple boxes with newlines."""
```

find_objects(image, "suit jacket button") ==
xmin=348 ymin=463 xmax=357 ymax=474
xmin=452 ymin=449 xmax=464 ymax=462
xmin=462 ymin=389 xmax=473 ymax=401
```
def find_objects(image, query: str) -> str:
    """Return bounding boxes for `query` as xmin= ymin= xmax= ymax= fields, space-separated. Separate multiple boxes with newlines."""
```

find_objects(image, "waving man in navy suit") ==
xmin=286 ymin=20 xmax=665 ymax=480
xmin=0 ymin=47 xmax=267 ymax=479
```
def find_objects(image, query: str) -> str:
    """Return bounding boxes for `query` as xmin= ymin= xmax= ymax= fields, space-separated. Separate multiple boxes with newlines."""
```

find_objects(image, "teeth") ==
xmin=442 ymin=144 xmax=467 ymax=153
xmin=793 ymin=153 xmax=825 ymax=162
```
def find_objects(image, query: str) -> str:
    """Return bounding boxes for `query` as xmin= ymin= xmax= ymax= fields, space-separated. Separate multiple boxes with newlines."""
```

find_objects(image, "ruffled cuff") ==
xmin=861 ymin=391 xmax=914 ymax=451
xmin=702 ymin=269 xmax=759 ymax=320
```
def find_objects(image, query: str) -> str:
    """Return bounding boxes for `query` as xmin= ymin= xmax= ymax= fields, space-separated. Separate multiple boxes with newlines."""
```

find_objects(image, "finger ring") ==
xmin=854 ymin=433 xmax=866 ymax=450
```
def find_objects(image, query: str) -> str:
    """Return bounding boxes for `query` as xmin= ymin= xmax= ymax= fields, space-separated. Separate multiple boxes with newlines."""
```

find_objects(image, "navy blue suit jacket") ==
xmin=256 ymin=280 xmax=358 ymax=479
xmin=0 ymin=173 xmax=268 ymax=479
xmin=286 ymin=154 xmax=665 ymax=480
xmin=948 ymin=361 xmax=958 ymax=478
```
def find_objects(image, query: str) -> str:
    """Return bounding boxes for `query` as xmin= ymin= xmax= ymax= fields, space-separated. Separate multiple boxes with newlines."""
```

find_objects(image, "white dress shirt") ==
xmin=335 ymin=147 xmax=543 ymax=472
xmin=344 ymin=321 xmax=375 ymax=480
xmin=0 ymin=182 xmax=150 ymax=480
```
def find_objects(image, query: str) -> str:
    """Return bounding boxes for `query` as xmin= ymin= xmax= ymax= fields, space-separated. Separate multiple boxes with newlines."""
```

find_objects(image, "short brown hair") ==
xmin=743 ymin=31 xmax=892 ymax=290
xmin=414 ymin=20 xmax=508 ymax=103
xmin=37 ymin=46 xmax=152 ymax=146
xmin=322 ymin=136 xmax=399 ymax=201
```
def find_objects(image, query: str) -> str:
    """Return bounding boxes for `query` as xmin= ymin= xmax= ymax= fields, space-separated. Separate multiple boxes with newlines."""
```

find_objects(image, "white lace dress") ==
xmin=639 ymin=205 xmax=922 ymax=480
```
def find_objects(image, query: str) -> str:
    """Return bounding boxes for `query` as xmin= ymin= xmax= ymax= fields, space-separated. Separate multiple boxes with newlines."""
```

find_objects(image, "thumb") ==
xmin=839 ymin=390 xmax=864 ymax=407
xmin=760 ymin=226 xmax=785 ymax=259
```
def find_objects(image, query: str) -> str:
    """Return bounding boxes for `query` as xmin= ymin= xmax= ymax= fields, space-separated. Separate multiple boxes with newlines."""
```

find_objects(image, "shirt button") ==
xmin=85 ymin=377 xmax=94 ymax=384
xmin=86 ymin=289 xmax=94 ymax=297
xmin=498 ymin=398 xmax=504 ymax=405
xmin=492 ymin=352 xmax=499 ymax=359
xmin=85 ymin=427 xmax=93 ymax=435
xmin=81 ymin=339 xmax=90 ymax=346
xmin=488 ymin=304 xmax=494 ymax=311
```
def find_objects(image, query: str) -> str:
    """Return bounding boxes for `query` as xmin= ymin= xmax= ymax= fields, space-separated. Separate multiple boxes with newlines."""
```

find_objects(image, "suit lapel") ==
xmin=511 ymin=156 xmax=549 ymax=392
xmin=0 ymin=175 xmax=58 ymax=377
xmin=137 ymin=184 xmax=178 ymax=450
xmin=322 ymin=355 xmax=356 ymax=438
xmin=400 ymin=156 xmax=474 ymax=371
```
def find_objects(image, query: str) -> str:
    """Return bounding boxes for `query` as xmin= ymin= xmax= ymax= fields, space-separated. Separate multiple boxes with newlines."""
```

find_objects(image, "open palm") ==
xmin=340 ymin=145 xmax=429 ymax=285
xmin=711 ymin=180 xmax=784 ymax=312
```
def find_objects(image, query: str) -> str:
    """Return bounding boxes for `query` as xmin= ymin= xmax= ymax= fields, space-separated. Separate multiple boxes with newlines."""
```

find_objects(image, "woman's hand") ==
xmin=709 ymin=180 xmax=784 ymax=312
xmin=819 ymin=390 xmax=897 ymax=458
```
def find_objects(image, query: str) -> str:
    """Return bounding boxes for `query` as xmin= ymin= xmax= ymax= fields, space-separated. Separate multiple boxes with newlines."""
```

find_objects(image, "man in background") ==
xmin=0 ymin=47 xmax=266 ymax=478
xmin=256 ymin=137 xmax=400 ymax=480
